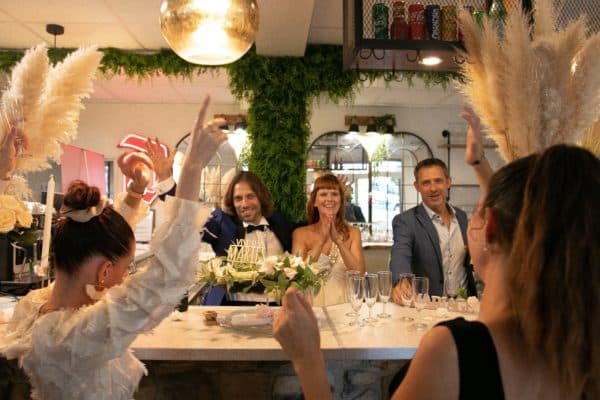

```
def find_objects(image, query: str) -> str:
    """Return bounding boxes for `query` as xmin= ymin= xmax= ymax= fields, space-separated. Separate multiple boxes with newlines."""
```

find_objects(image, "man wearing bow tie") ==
xmin=200 ymin=171 xmax=293 ymax=305
xmin=203 ymin=171 xmax=293 ymax=258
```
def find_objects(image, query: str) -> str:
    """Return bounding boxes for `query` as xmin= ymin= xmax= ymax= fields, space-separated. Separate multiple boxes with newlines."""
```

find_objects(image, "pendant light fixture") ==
xmin=159 ymin=0 xmax=259 ymax=66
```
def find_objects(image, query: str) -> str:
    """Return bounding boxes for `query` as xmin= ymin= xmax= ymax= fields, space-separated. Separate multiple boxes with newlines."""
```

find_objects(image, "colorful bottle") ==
xmin=425 ymin=4 xmax=441 ymax=40
xmin=372 ymin=3 xmax=390 ymax=39
xmin=390 ymin=1 xmax=409 ymax=40
xmin=441 ymin=5 xmax=458 ymax=41
xmin=408 ymin=3 xmax=426 ymax=40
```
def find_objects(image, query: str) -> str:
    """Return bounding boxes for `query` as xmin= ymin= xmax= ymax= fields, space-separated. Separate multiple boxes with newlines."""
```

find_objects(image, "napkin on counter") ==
xmin=230 ymin=313 xmax=271 ymax=327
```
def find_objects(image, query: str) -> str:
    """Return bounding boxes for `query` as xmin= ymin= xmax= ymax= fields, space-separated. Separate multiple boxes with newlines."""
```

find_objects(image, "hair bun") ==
xmin=63 ymin=180 xmax=101 ymax=210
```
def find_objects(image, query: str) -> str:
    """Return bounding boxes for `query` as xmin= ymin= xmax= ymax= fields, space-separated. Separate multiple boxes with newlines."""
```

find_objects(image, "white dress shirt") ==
xmin=423 ymin=203 xmax=467 ymax=296
xmin=242 ymin=216 xmax=284 ymax=257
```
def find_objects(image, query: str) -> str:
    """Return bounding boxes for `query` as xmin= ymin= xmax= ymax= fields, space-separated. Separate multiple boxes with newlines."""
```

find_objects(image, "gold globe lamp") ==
xmin=159 ymin=0 xmax=259 ymax=65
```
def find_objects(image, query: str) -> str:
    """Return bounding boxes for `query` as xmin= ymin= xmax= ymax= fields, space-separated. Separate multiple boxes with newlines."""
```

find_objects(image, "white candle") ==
xmin=40 ymin=174 xmax=54 ymax=279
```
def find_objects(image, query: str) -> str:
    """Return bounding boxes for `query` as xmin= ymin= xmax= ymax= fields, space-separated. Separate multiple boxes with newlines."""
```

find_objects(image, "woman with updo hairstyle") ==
xmin=52 ymin=180 xmax=134 ymax=281
xmin=0 ymin=95 xmax=228 ymax=399
xmin=292 ymin=173 xmax=365 ymax=306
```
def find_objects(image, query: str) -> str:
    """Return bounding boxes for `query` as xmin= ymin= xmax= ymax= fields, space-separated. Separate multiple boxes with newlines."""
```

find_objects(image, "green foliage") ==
xmin=0 ymin=45 xmax=461 ymax=220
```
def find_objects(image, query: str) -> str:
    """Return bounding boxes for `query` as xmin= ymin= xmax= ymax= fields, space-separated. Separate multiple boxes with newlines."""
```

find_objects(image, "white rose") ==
xmin=290 ymin=256 xmax=304 ymax=268
xmin=284 ymin=267 xmax=298 ymax=280
xmin=0 ymin=209 xmax=17 ymax=233
xmin=15 ymin=208 xmax=32 ymax=228
xmin=259 ymin=257 xmax=277 ymax=275
xmin=0 ymin=195 xmax=21 ymax=211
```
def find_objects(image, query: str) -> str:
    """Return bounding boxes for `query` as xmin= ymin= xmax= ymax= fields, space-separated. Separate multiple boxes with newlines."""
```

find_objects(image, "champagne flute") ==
xmin=345 ymin=270 xmax=361 ymax=317
xmin=2 ymin=98 xmax=27 ymax=158
xmin=363 ymin=273 xmax=378 ymax=323
xmin=411 ymin=277 xmax=430 ymax=330
xmin=377 ymin=270 xmax=392 ymax=318
xmin=349 ymin=275 xmax=364 ymax=327
xmin=397 ymin=273 xmax=415 ymax=322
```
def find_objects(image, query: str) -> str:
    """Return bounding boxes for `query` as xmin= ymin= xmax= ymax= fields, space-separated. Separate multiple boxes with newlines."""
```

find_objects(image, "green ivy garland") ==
xmin=0 ymin=45 xmax=462 ymax=221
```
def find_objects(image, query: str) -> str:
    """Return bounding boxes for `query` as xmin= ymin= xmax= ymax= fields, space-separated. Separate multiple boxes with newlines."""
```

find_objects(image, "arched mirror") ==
xmin=307 ymin=131 xmax=432 ymax=242
xmin=174 ymin=131 xmax=248 ymax=207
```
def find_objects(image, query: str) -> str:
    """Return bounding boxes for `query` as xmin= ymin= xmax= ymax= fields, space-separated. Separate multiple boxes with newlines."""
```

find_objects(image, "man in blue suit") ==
xmin=147 ymin=139 xmax=293 ymax=304
xmin=390 ymin=158 xmax=476 ymax=300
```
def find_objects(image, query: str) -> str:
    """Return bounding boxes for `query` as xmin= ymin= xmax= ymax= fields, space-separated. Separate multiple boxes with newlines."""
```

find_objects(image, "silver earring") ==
xmin=483 ymin=240 xmax=489 ymax=252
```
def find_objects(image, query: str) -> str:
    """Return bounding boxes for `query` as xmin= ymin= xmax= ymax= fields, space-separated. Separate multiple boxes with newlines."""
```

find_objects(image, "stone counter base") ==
xmin=137 ymin=359 xmax=408 ymax=399
xmin=1 ymin=358 xmax=409 ymax=399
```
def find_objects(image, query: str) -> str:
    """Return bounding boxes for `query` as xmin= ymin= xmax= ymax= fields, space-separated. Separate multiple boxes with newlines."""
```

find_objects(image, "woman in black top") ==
xmin=273 ymin=111 xmax=599 ymax=399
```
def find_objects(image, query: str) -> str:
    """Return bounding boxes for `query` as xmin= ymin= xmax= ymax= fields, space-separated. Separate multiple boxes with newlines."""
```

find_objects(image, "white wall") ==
xmin=73 ymin=90 xmax=506 ymax=210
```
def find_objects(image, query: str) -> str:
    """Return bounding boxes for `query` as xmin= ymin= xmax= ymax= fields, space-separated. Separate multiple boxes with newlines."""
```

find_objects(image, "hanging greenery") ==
xmin=0 ymin=45 xmax=461 ymax=221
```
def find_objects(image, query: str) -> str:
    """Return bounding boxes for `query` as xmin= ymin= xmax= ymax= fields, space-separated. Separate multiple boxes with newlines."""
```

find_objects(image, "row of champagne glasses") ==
xmin=345 ymin=270 xmax=393 ymax=325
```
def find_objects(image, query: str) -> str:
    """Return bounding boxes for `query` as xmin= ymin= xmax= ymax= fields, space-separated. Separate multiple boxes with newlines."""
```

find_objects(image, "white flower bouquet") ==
xmin=198 ymin=241 xmax=330 ymax=302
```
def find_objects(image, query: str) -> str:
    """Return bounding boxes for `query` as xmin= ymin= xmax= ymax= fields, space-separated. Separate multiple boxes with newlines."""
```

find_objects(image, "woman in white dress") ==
xmin=0 ymin=95 xmax=227 ymax=400
xmin=292 ymin=174 xmax=365 ymax=306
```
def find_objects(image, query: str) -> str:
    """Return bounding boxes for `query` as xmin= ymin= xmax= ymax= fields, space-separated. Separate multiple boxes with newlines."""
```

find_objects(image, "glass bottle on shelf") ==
xmin=488 ymin=0 xmax=506 ymax=37
xmin=390 ymin=1 xmax=409 ymax=40
xmin=372 ymin=3 xmax=389 ymax=39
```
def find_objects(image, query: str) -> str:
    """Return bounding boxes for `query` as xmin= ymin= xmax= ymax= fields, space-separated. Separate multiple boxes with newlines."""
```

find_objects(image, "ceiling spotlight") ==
xmin=159 ymin=0 xmax=259 ymax=65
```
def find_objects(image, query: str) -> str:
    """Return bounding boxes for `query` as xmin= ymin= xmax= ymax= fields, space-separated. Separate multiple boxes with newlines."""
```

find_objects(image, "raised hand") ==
xmin=461 ymin=105 xmax=484 ymax=166
xmin=117 ymin=151 xmax=153 ymax=193
xmin=176 ymin=95 xmax=227 ymax=201
xmin=273 ymin=287 xmax=321 ymax=369
xmin=145 ymin=137 xmax=175 ymax=182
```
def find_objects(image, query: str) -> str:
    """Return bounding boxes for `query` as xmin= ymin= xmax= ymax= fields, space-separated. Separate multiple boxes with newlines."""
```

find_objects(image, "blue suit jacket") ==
xmin=201 ymin=209 xmax=294 ymax=304
xmin=389 ymin=204 xmax=476 ymax=297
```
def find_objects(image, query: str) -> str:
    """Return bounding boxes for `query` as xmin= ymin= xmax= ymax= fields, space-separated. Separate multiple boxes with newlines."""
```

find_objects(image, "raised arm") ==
xmin=273 ymin=287 xmax=333 ymax=400
xmin=390 ymin=213 xmax=414 ymax=304
xmin=65 ymin=95 xmax=227 ymax=366
xmin=145 ymin=137 xmax=177 ymax=199
xmin=177 ymin=96 xmax=226 ymax=200
xmin=461 ymin=106 xmax=494 ymax=198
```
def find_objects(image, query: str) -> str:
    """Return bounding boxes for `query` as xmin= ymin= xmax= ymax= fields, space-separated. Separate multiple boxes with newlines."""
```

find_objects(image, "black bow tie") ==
xmin=246 ymin=224 xmax=268 ymax=233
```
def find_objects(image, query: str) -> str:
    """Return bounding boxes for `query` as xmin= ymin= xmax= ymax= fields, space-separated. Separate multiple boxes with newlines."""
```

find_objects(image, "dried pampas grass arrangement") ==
xmin=0 ymin=44 xmax=102 ymax=173
xmin=458 ymin=0 xmax=600 ymax=161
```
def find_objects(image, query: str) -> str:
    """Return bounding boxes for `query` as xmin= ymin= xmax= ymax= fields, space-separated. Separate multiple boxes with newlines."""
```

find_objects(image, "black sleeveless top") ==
xmin=437 ymin=317 xmax=505 ymax=400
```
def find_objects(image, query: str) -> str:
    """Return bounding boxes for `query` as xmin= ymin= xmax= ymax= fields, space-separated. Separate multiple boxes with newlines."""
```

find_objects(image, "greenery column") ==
xmin=228 ymin=45 xmax=359 ymax=222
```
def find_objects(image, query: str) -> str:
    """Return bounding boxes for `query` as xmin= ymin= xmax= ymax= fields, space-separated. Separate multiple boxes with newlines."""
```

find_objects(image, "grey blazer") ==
xmin=389 ymin=204 xmax=476 ymax=297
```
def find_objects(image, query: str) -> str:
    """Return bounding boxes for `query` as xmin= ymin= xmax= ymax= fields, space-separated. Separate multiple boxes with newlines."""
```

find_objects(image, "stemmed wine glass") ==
xmin=397 ymin=273 xmax=415 ymax=322
xmin=349 ymin=275 xmax=364 ymax=327
xmin=411 ymin=277 xmax=430 ymax=330
xmin=363 ymin=273 xmax=379 ymax=324
xmin=345 ymin=270 xmax=361 ymax=317
xmin=2 ymin=98 xmax=27 ymax=158
xmin=445 ymin=277 xmax=460 ymax=312
xmin=377 ymin=270 xmax=392 ymax=318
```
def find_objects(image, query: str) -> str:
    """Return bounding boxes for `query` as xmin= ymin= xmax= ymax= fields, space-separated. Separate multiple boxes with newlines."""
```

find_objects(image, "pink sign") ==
xmin=61 ymin=144 xmax=106 ymax=195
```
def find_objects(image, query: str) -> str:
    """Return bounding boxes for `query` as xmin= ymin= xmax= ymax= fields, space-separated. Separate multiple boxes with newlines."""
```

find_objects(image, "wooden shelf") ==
xmin=438 ymin=144 xmax=498 ymax=149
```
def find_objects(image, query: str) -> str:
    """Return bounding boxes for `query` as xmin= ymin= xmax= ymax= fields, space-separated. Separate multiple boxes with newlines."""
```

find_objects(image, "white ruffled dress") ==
xmin=0 ymin=195 xmax=210 ymax=400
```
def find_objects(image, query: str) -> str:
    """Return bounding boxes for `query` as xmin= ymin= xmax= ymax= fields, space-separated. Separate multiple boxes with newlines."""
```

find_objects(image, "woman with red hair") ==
xmin=292 ymin=174 xmax=365 ymax=305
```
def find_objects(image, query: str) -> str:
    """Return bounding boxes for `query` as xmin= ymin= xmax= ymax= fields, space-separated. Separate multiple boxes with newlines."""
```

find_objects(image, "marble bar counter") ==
xmin=128 ymin=303 xmax=473 ymax=399
xmin=131 ymin=302 xmax=468 ymax=361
